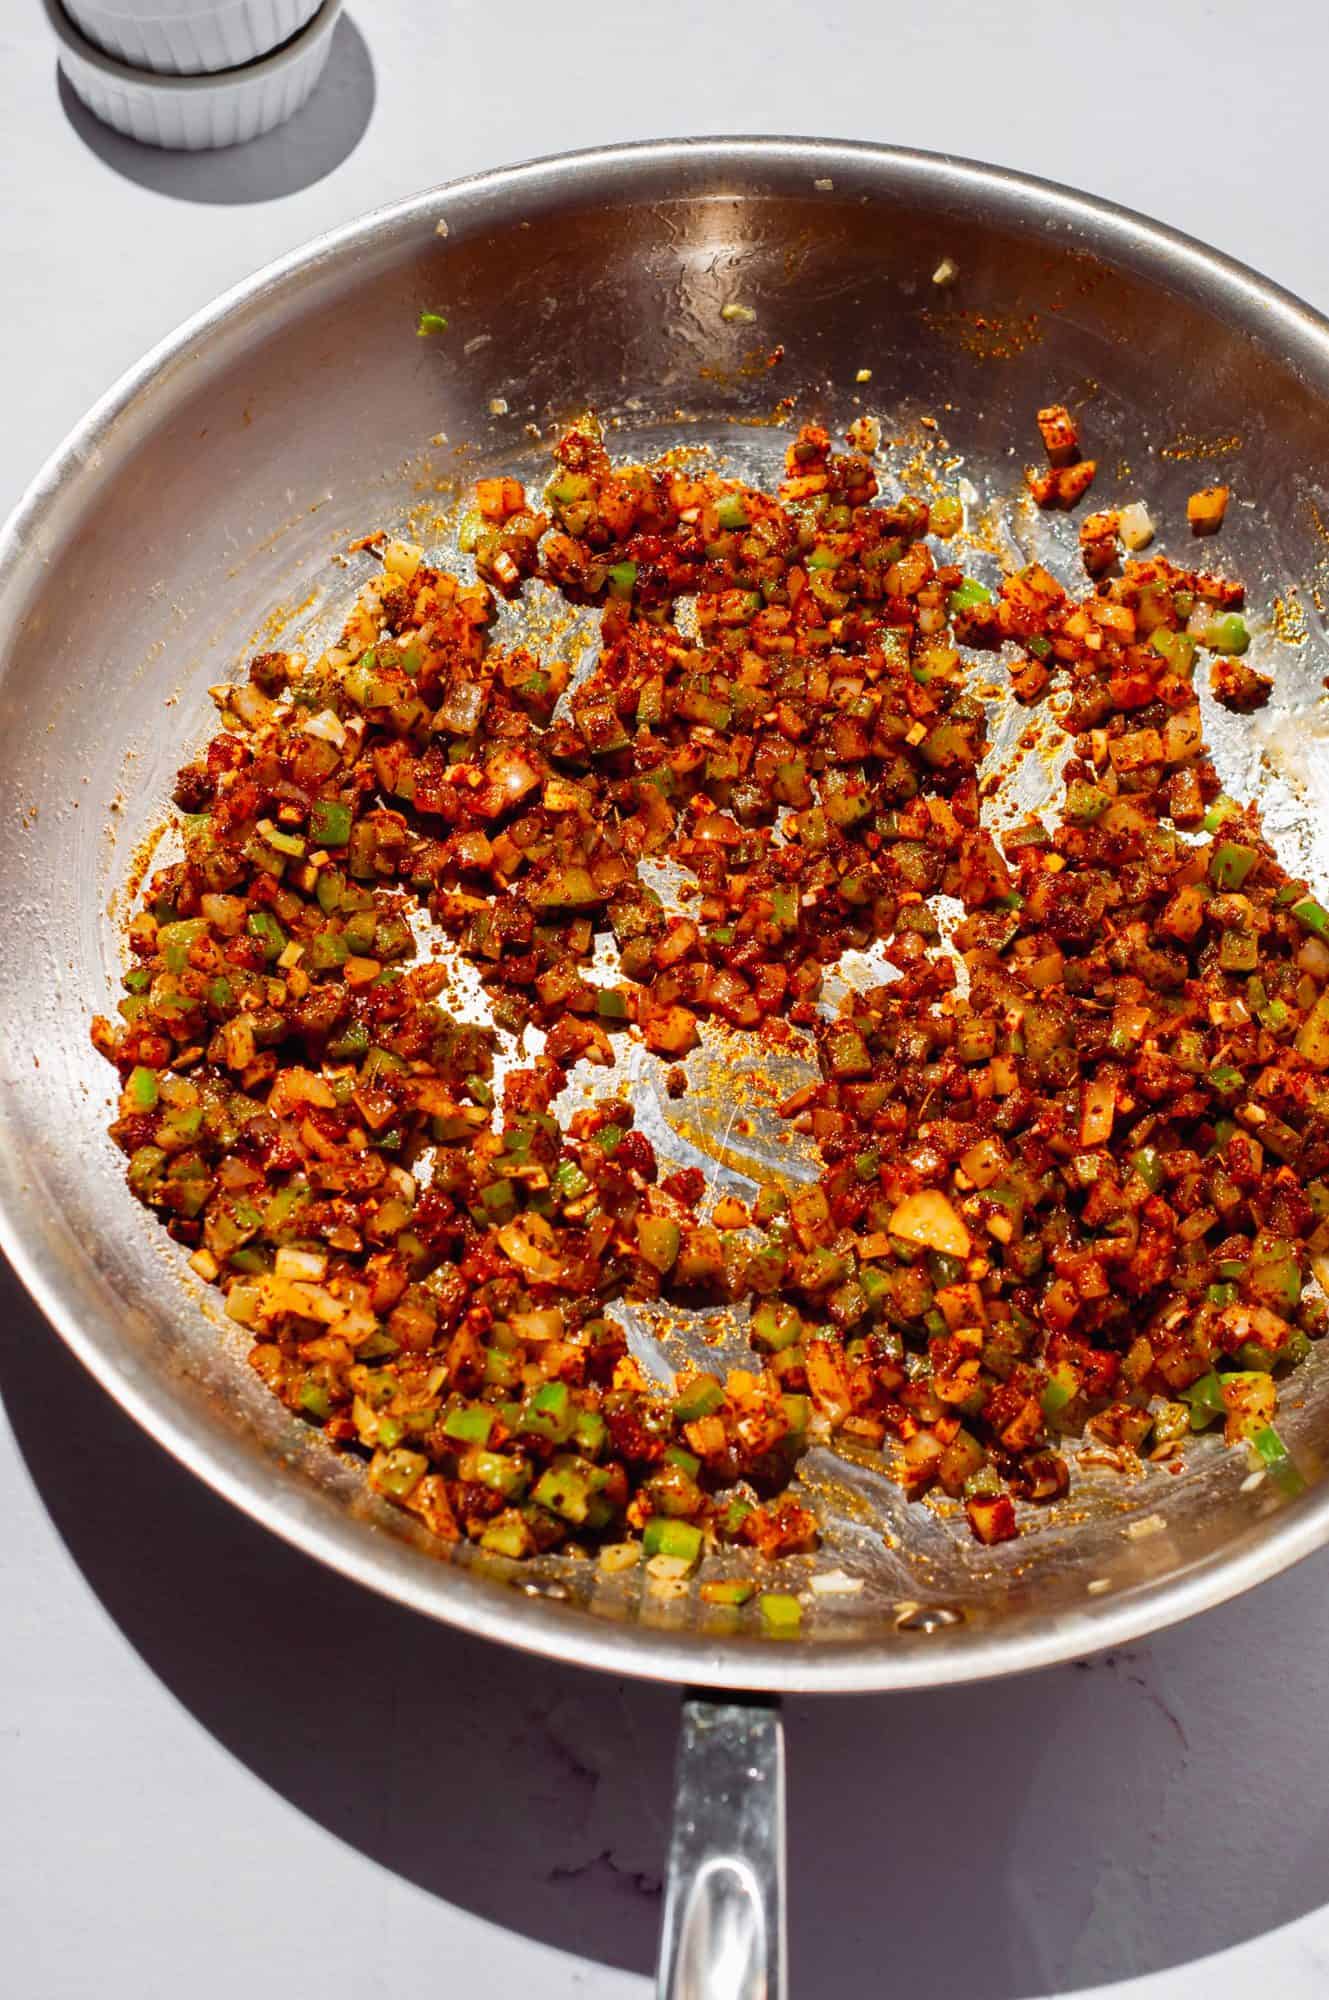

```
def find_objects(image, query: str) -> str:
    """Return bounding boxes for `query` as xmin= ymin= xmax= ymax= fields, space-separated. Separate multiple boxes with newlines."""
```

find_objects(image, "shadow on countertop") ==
xmin=4 ymin=1247 xmax=1329 ymax=1993
xmin=55 ymin=13 xmax=375 ymax=204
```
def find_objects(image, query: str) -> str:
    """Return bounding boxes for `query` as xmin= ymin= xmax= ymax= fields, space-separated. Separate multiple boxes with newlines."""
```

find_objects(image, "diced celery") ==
xmin=642 ymin=1517 xmax=703 ymax=1567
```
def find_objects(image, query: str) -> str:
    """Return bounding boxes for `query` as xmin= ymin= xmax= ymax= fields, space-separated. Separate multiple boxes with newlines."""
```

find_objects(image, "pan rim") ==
xmin=5 ymin=133 xmax=1329 ymax=1692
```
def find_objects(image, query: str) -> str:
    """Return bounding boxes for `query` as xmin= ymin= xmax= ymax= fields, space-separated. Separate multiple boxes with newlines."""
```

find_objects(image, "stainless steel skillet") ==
xmin=4 ymin=137 xmax=1329 ymax=1998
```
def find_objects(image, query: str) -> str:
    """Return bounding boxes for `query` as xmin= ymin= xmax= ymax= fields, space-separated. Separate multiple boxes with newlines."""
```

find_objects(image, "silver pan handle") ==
xmin=656 ymin=1696 xmax=786 ymax=2000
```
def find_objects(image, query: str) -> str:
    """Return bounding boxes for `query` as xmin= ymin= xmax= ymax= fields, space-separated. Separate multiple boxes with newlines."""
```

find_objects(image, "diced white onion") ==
xmin=810 ymin=1570 xmax=865 ymax=1596
xmin=275 ymin=1245 xmax=328 ymax=1283
xmin=304 ymin=708 xmax=347 ymax=747
xmin=383 ymin=538 xmax=424 ymax=582
xmin=1117 ymin=502 xmax=1155 ymax=551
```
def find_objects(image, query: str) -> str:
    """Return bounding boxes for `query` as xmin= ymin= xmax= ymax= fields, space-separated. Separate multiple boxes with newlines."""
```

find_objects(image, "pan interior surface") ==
xmin=3 ymin=139 xmax=1329 ymax=1690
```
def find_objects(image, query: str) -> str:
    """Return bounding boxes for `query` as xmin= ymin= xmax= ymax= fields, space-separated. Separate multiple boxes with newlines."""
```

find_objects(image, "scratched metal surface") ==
xmin=2 ymin=141 xmax=1329 ymax=1689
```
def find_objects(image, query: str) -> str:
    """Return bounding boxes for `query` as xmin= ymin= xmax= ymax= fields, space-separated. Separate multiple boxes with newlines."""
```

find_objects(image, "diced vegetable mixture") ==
xmin=93 ymin=408 xmax=1329 ymax=1570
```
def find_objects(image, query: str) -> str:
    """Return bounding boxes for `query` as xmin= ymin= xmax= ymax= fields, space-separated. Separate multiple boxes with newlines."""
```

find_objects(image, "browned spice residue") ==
xmin=729 ymin=394 xmax=801 ymax=430
xmin=921 ymin=310 xmax=1044 ymax=362
xmin=1308 ymin=497 xmax=1329 ymax=551
xmin=699 ymin=345 xmax=786 ymax=385
xmin=251 ymin=592 xmax=319 ymax=651
xmin=1159 ymin=430 xmax=1243 ymax=463
xmin=1272 ymin=590 xmax=1309 ymax=647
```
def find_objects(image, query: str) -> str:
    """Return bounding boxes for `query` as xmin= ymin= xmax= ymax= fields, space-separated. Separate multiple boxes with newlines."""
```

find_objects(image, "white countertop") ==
xmin=5 ymin=3 xmax=1329 ymax=1994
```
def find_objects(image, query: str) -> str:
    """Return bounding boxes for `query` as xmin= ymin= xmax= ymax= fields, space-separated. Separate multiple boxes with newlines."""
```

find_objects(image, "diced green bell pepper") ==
xmin=472 ymin=1181 xmax=517 ymax=1226
xmin=310 ymin=929 xmax=349 ymax=971
xmin=297 ymin=1379 xmax=331 ymax=1419
xmin=126 ymin=1065 xmax=160 ymax=1111
xmin=480 ymin=1511 xmax=534 ymax=1558
xmin=532 ymin=1458 xmax=598 ymax=1524
xmin=1219 ymin=929 xmax=1258 ymax=973
xmin=759 ymin=1592 xmax=803 ymax=1634
xmin=1208 ymin=1064 xmax=1244 ymax=1097
xmin=574 ymin=1409 xmax=608 ymax=1458
xmin=673 ymin=1373 xmax=725 ymax=1423
xmin=310 ymin=799 xmax=352 ymax=848
xmin=1204 ymin=614 xmax=1250 ymax=656
xmin=463 ymin=1449 xmax=529 ymax=1498
xmin=701 ymin=1578 xmax=757 ymax=1607
xmin=779 ymin=1393 xmax=810 ymax=1434
xmin=554 ymin=1160 xmax=590 ymax=1201
xmin=1210 ymin=842 xmax=1257 ymax=891
xmin=127 ymin=1144 xmax=166 ymax=1195
xmin=444 ymin=1404 xmax=496 ymax=1445
xmin=520 ymin=1380 xmax=574 ymax=1444
xmin=1151 ymin=628 xmax=1196 ymax=675
xmin=1250 ymin=1424 xmax=1288 ymax=1466
xmin=247 ymin=909 xmax=286 ymax=961
xmin=750 ymin=1300 xmax=804 ymax=1351
xmin=1040 ymin=1368 xmax=1077 ymax=1419
xmin=1064 ymin=779 xmax=1109 ymax=824
xmin=637 ymin=1215 xmax=682 ymax=1274
xmin=1292 ymin=897 xmax=1329 ymax=940
xmin=1183 ymin=1371 xmax=1226 ymax=1430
